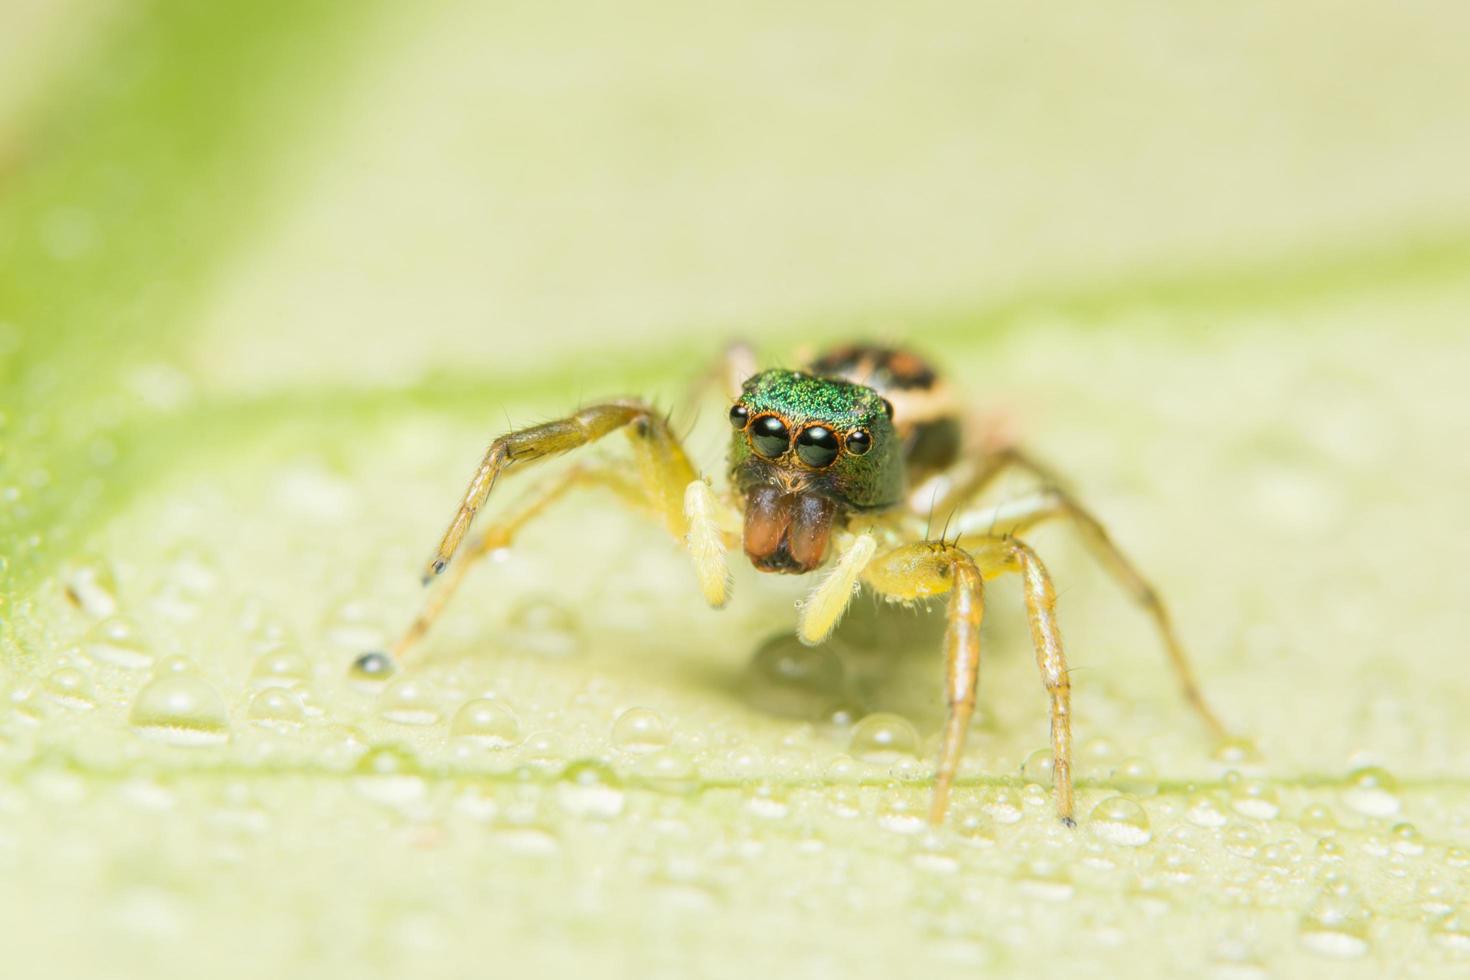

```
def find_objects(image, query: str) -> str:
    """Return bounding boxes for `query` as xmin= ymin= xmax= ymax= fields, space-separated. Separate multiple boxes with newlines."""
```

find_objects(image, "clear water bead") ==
xmin=86 ymin=616 xmax=153 ymax=669
xmin=850 ymin=713 xmax=919 ymax=762
xmin=247 ymin=688 xmax=306 ymax=728
xmin=610 ymin=707 xmax=670 ymax=752
xmin=449 ymin=699 xmax=520 ymax=748
xmin=1089 ymin=796 xmax=1152 ymax=846
xmin=130 ymin=667 xmax=230 ymax=745
xmin=43 ymin=667 xmax=96 ymax=709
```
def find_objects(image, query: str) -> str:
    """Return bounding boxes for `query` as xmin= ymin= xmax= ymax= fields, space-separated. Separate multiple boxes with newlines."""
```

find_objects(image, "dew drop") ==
xmin=493 ymin=823 xmax=561 ymax=856
xmin=628 ymin=748 xmax=699 ymax=794
xmin=62 ymin=557 xmax=118 ymax=619
xmin=610 ymin=707 xmax=670 ymax=752
xmin=1222 ymin=823 xmax=1262 ymax=859
xmin=1298 ymin=803 xmax=1337 ymax=834
xmin=850 ymin=713 xmax=919 ymax=762
xmin=740 ymin=633 xmax=844 ymax=720
xmin=352 ymin=745 xmax=426 ymax=805
xmin=1212 ymin=736 xmax=1261 ymax=766
xmin=86 ymin=616 xmax=153 ymax=669
xmin=877 ymin=796 xmax=926 ymax=835
xmin=1017 ymin=861 xmax=1074 ymax=901
xmin=449 ymin=698 xmax=519 ymax=748
xmin=1341 ymin=766 xmax=1399 ymax=817
xmin=1114 ymin=756 xmax=1158 ymax=797
xmin=1089 ymin=796 xmax=1151 ymax=846
xmin=1431 ymin=910 xmax=1470 ymax=953
xmin=1080 ymin=735 xmax=1118 ymax=765
xmin=744 ymin=783 xmax=790 ymax=820
xmin=982 ymin=787 xmax=1024 ymax=825
xmin=1021 ymin=748 xmax=1054 ymax=785
xmin=250 ymin=648 xmax=312 ymax=688
xmin=1187 ymin=791 xmax=1230 ymax=828
xmin=953 ymin=810 xmax=996 ymax=848
xmin=1226 ymin=773 xmax=1280 ymax=820
xmin=247 ymin=688 xmax=306 ymax=729
xmin=1390 ymin=822 xmax=1424 ymax=856
xmin=556 ymin=760 xmax=625 ymax=818
xmin=129 ymin=669 xmax=230 ymax=745
xmin=42 ymin=667 xmax=96 ymax=709
xmin=504 ymin=596 xmax=583 ymax=658
xmin=1298 ymin=889 xmax=1371 ymax=958
xmin=378 ymin=679 xmax=441 ymax=726
xmin=350 ymin=651 xmax=395 ymax=682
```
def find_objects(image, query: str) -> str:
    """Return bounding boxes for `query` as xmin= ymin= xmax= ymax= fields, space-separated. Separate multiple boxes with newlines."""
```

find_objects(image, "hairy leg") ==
xmin=942 ymin=446 xmax=1228 ymax=738
xmin=862 ymin=541 xmax=986 ymax=826
xmin=388 ymin=466 xmax=643 ymax=667
xmin=795 ymin=530 xmax=879 ymax=645
xmin=1004 ymin=538 xmax=1075 ymax=826
xmin=425 ymin=400 xmax=696 ymax=582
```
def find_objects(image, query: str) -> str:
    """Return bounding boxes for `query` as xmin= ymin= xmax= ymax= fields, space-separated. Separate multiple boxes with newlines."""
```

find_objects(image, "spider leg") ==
xmin=941 ymin=447 xmax=1228 ymax=739
xmin=383 ymin=401 xmax=730 ymax=669
xmin=795 ymin=530 xmax=879 ymax=645
xmin=861 ymin=540 xmax=986 ymax=826
xmin=389 ymin=465 xmax=647 ymax=667
xmin=1002 ymin=537 xmax=1075 ymax=827
xmin=425 ymin=400 xmax=696 ymax=581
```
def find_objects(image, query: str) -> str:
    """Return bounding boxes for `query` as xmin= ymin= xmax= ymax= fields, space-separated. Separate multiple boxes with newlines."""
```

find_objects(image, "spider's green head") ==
xmin=728 ymin=369 xmax=903 ymax=574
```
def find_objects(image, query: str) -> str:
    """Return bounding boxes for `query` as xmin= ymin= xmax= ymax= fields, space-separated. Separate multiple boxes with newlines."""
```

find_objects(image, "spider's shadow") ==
xmin=720 ymin=596 xmax=1026 ymax=732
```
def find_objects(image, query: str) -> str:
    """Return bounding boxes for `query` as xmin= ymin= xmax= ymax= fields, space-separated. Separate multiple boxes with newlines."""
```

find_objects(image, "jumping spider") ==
xmin=365 ymin=343 xmax=1228 ymax=826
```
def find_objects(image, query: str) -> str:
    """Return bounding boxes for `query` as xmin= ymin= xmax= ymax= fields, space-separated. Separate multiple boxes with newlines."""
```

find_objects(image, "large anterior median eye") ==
xmin=749 ymin=415 xmax=791 ymax=457
xmin=795 ymin=425 xmax=840 ymax=467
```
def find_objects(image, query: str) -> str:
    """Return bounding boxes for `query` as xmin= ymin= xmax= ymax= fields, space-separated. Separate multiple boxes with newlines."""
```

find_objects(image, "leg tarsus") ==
xmin=1008 ymin=538 xmax=1075 ymax=826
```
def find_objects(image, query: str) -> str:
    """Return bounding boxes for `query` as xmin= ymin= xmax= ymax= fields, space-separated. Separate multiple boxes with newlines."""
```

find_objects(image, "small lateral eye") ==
xmin=880 ymin=398 xmax=895 ymax=420
xmin=795 ymin=425 xmax=840 ymax=468
xmin=728 ymin=404 xmax=750 ymax=429
xmin=749 ymin=415 xmax=791 ymax=458
xmin=845 ymin=428 xmax=873 ymax=455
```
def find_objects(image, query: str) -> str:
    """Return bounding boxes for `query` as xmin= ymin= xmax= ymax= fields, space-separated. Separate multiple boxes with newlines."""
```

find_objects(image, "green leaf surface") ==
xmin=3 ymin=3 xmax=1470 ymax=978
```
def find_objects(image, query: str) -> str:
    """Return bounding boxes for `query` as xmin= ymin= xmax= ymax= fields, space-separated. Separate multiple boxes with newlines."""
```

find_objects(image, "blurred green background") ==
xmin=2 ymin=2 xmax=1469 ymax=977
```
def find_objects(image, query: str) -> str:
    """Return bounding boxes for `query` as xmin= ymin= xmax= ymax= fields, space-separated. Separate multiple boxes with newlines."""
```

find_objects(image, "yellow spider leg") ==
xmin=390 ymin=465 xmax=645 ymax=667
xmin=796 ymin=531 xmax=878 ymax=646
xmin=944 ymin=446 xmax=1228 ymax=740
xmin=1004 ymin=538 xmax=1075 ymax=827
xmin=683 ymin=478 xmax=735 ymax=608
xmin=862 ymin=541 xmax=986 ymax=826
xmin=425 ymin=400 xmax=696 ymax=582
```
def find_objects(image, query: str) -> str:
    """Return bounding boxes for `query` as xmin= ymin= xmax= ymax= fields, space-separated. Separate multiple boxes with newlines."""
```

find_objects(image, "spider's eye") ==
xmin=728 ymin=404 xmax=750 ymax=429
xmin=880 ymin=398 xmax=895 ymax=420
xmin=845 ymin=428 xmax=873 ymax=456
xmin=795 ymin=425 xmax=840 ymax=468
xmin=749 ymin=415 xmax=791 ymax=458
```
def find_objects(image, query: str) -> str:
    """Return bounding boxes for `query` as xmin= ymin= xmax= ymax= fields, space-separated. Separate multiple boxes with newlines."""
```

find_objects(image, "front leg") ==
xmin=862 ymin=541 xmax=986 ymax=826
xmin=426 ymin=400 xmax=696 ymax=581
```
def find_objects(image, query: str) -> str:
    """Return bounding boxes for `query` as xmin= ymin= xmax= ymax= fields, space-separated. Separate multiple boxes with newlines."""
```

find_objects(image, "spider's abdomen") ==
xmin=805 ymin=344 xmax=962 ymax=482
